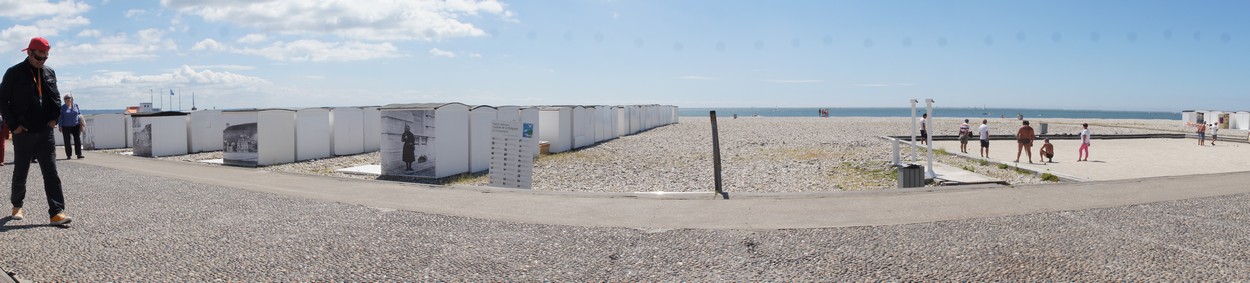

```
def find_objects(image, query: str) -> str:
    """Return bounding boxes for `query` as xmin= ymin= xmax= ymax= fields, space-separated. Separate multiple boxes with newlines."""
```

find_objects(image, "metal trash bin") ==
xmin=897 ymin=164 xmax=925 ymax=188
xmin=1039 ymin=122 xmax=1048 ymax=135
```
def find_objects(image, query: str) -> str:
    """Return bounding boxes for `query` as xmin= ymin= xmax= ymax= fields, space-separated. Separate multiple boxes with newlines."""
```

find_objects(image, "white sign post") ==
xmin=489 ymin=120 xmax=536 ymax=189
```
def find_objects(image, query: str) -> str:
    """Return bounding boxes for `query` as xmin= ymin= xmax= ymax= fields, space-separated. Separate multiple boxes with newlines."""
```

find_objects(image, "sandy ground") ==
xmin=933 ymin=138 xmax=1250 ymax=181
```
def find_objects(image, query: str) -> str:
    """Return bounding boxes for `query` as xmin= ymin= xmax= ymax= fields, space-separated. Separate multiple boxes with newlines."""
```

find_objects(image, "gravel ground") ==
xmin=2 ymin=160 xmax=1250 ymax=280
xmin=90 ymin=117 xmax=1203 ymax=193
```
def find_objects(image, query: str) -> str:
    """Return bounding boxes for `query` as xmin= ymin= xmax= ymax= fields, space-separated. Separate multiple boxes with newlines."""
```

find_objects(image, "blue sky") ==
xmin=1 ymin=0 xmax=1245 ymax=111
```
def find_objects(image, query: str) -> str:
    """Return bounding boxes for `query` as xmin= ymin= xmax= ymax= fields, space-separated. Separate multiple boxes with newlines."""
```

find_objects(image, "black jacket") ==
xmin=0 ymin=60 xmax=62 ymax=133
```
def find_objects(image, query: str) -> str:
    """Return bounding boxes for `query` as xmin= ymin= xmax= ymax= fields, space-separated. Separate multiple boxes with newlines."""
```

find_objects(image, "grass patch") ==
xmin=997 ymin=163 xmax=1009 ymax=170
xmin=934 ymin=148 xmax=949 ymax=156
xmin=1041 ymin=173 xmax=1061 ymax=182
xmin=1014 ymin=167 xmax=1031 ymax=174
xmin=961 ymin=165 xmax=975 ymax=173
xmin=979 ymin=159 xmax=989 ymax=166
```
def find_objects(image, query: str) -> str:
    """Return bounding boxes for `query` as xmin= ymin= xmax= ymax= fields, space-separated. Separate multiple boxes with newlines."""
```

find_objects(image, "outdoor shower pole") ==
xmin=910 ymin=99 xmax=918 ymax=163
xmin=925 ymin=99 xmax=936 ymax=179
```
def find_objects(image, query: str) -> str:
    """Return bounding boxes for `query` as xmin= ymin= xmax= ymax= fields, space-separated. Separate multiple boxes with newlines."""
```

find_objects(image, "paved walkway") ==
xmin=80 ymin=149 xmax=1250 ymax=229
xmin=933 ymin=138 xmax=1250 ymax=181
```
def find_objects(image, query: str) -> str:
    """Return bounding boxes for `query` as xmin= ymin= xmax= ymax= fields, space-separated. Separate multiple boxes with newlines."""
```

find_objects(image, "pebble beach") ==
xmin=109 ymin=116 xmax=1218 ymax=193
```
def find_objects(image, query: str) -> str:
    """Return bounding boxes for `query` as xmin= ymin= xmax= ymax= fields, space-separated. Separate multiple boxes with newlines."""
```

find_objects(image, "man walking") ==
xmin=978 ymin=119 xmax=990 ymax=158
xmin=0 ymin=37 xmax=72 ymax=226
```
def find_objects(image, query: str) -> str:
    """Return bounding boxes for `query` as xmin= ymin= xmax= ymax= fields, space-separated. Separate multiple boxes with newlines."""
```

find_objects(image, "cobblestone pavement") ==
xmin=1 ymin=160 xmax=1248 ymax=281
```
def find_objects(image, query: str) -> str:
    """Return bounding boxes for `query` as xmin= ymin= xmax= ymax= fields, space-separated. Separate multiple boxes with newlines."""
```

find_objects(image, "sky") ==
xmin=0 ymin=0 xmax=1246 ymax=112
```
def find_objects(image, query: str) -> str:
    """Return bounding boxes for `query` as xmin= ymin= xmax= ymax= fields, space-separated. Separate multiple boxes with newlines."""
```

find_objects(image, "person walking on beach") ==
xmin=918 ymin=113 xmax=928 ymax=145
xmin=59 ymin=94 xmax=84 ymax=159
xmin=1015 ymin=120 xmax=1036 ymax=163
xmin=1078 ymin=123 xmax=1091 ymax=161
xmin=958 ymin=119 xmax=971 ymax=153
xmin=1210 ymin=124 xmax=1218 ymax=146
xmin=978 ymin=119 xmax=990 ymax=158
xmin=1196 ymin=123 xmax=1207 ymax=146
xmin=0 ymin=37 xmax=72 ymax=226
xmin=1039 ymin=138 xmax=1055 ymax=163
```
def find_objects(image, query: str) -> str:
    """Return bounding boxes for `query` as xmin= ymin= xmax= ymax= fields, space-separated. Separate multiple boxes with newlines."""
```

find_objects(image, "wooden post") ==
xmin=710 ymin=111 xmax=726 ymax=199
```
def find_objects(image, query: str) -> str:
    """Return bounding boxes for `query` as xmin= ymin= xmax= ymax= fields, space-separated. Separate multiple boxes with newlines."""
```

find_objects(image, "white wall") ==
xmin=434 ymin=105 xmax=471 ymax=178
xmin=331 ymin=107 xmax=365 ymax=155
xmin=538 ymin=108 xmax=572 ymax=153
xmin=469 ymin=106 xmax=498 ymax=173
xmin=258 ymin=110 xmax=296 ymax=166
xmin=82 ymin=114 xmax=127 ymax=149
xmin=296 ymin=108 xmax=332 ymax=161
xmin=188 ymin=110 xmax=224 ymax=152
xmin=362 ymin=107 xmax=381 ymax=152
xmin=134 ymin=115 xmax=189 ymax=157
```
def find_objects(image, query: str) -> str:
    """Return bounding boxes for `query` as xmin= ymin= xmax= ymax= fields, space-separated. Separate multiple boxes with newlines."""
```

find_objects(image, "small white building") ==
xmin=130 ymin=112 xmax=189 ymax=157
xmin=538 ymin=106 xmax=573 ymax=153
xmin=330 ymin=107 xmax=365 ymax=156
xmin=82 ymin=113 xmax=127 ymax=150
xmin=1234 ymin=111 xmax=1250 ymax=131
xmin=362 ymin=106 xmax=382 ymax=152
xmin=469 ymin=105 xmax=498 ymax=173
xmin=379 ymin=103 xmax=471 ymax=179
xmin=188 ymin=109 xmax=224 ymax=153
xmin=221 ymin=109 xmax=296 ymax=167
xmin=295 ymin=108 xmax=333 ymax=161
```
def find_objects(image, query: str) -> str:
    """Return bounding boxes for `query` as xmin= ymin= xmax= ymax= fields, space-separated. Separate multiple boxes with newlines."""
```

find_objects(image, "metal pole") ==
xmin=892 ymin=139 xmax=900 ymax=166
xmin=909 ymin=99 xmax=918 ymax=163
xmin=710 ymin=111 xmax=726 ymax=199
xmin=925 ymin=99 xmax=936 ymax=179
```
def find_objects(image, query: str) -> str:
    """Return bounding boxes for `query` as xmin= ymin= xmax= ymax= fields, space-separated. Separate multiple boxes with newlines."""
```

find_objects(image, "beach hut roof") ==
xmin=222 ymin=108 xmax=296 ymax=113
xmin=471 ymin=105 xmax=496 ymax=110
xmin=379 ymin=102 xmax=470 ymax=110
xmin=130 ymin=111 xmax=189 ymax=117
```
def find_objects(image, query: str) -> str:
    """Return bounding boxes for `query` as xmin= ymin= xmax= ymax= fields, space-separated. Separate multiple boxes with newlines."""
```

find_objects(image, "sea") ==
xmin=679 ymin=107 xmax=1179 ymax=120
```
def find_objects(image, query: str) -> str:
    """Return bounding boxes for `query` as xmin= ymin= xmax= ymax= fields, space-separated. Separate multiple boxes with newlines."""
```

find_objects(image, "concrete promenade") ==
xmin=2 ymin=150 xmax=1250 ymax=280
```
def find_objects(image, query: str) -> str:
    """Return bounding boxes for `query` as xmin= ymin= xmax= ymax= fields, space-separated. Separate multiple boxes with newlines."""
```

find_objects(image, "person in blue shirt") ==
xmin=59 ymin=94 xmax=84 ymax=159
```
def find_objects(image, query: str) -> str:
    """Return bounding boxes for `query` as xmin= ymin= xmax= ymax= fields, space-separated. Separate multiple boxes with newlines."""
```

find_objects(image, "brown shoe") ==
xmin=10 ymin=207 xmax=23 ymax=220
xmin=50 ymin=212 xmax=72 ymax=226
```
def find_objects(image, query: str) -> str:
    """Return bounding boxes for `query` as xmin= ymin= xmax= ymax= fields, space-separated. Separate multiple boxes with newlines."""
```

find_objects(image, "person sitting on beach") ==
xmin=919 ymin=113 xmax=928 ymax=145
xmin=978 ymin=119 xmax=990 ymax=158
xmin=958 ymin=119 xmax=971 ymax=154
xmin=1039 ymin=138 xmax=1054 ymax=163
xmin=1015 ymin=120 xmax=1036 ymax=163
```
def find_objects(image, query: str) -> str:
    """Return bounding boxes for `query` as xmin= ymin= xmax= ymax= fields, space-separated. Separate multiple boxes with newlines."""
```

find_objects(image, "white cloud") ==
xmin=60 ymin=65 xmax=274 ymax=109
xmin=193 ymin=38 xmax=403 ymax=62
xmin=54 ymin=28 xmax=178 ymax=65
xmin=236 ymin=33 xmax=267 ymax=44
xmin=76 ymin=29 xmax=101 ymax=37
xmin=161 ymin=0 xmax=514 ymax=41
xmin=0 ymin=0 xmax=92 ymax=20
xmin=764 ymin=79 xmax=824 ymax=83
xmin=429 ymin=48 xmax=456 ymax=58
xmin=678 ymin=75 xmax=716 ymax=80
xmin=1 ymin=14 xmax=92 ymax=56
xmin=123 ymin=8 xmax=146 ymax=18
xmin=185 ymin=64 xmax=255 ymax=71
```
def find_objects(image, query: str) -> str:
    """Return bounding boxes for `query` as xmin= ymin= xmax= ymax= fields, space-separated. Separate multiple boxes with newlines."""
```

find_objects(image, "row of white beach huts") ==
xmin=1180 ymin=110 xmax=1250 ymax=130
xmin=78 ymin=104 xmax=678 ymax=178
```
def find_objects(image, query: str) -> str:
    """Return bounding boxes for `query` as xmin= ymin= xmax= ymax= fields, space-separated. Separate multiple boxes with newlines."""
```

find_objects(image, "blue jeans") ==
xmin=11 ymin=129 xmax=66 ymax=217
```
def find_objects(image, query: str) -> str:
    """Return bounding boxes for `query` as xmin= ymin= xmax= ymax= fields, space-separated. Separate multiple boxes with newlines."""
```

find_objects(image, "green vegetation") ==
xmin=1041 ymin=173 xmax=1061 ymax=182
xmin=1015 ymin=167 xmax=1030 ymax=174
xmin=961 ymin=165 xmax=976 ymax=173
xmin=934 ymin=148 xmax=949 ymax=156
xmin=979 ymin=159 xmax=989 ymax=166
xmin=997 ymin=163 xmax=1009 ymax=170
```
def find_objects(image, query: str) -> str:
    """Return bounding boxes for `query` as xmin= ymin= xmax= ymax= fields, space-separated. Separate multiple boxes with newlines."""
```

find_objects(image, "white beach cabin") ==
xmin=538 ymin=106 xmax=573 ymax=153
xmin=330 ymin=107 xmax=365 ymax=156
xmin=362 ymin=106 xmax=382 ymax=152
xmin=130 ymin=112 xmax=189 ymax=157
xmin=82 ymin=113 xmax=127 ymax=149
xmin=296 ymin=108 xmax=333 ymax=161
xmin=379 ymin=103 xmax=470 ymax=179
xmin=221 ymin=109 xmax=296 ymax=167
xmin=1233 ymin=111 xmax=1250 ymax=131
xmin=188 ymin=109 xmax=224 ymax=153
xmin=469 ymin=105 xmax=498 ymax=173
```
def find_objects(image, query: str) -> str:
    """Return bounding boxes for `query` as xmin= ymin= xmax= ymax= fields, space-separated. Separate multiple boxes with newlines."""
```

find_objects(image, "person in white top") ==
xmin=958 ymin=119 xmax=971 ymax=153
xmin=1077 ymin=123 xmax=1091 ymax=162
xmin=978 ymin=119 xmax=990 ymax=158
xmin=1210 ymin=124 xmax=1218 ymax=146
xmin=919 ymin=113 xmax=928 ymax=145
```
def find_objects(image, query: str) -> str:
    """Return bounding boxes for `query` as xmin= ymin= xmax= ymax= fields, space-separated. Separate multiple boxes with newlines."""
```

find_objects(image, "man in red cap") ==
xmin=0 ymin=37 xmax=72 ymax=226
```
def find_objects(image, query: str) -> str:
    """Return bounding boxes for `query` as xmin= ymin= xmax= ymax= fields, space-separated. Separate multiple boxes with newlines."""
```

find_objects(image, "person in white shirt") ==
xmin=919 ymin=113 xmax=928 ymax=145
xmin=1077 ymin=123 xmax=1091 ymax=162
xmin=978 ymin=119 xmax=990 ymax=158
xmin=958 ymin=119 xmax=971 ymax=153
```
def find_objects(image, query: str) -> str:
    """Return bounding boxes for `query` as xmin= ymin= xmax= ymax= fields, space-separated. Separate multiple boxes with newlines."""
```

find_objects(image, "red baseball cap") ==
xmin=22 ymin=37 xmax=50 ymax=52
